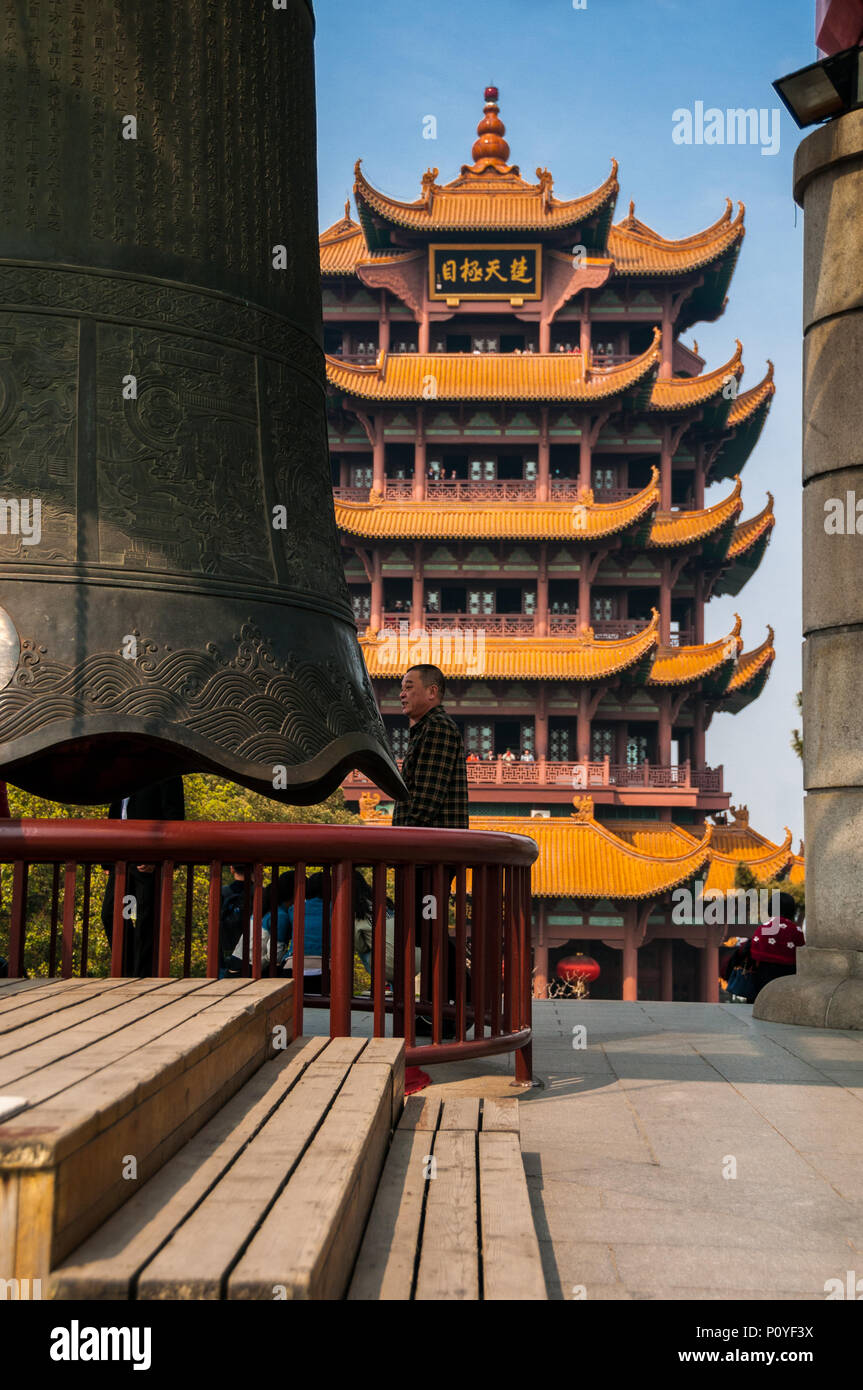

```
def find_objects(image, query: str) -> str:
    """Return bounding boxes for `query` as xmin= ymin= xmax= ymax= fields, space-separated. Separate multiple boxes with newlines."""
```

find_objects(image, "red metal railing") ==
xmin=0 ymin=820 xmax=537 ymax=1081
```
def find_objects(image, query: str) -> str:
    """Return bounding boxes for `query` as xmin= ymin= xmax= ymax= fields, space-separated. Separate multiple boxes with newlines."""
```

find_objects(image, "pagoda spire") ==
xmin=472 ymin=84 xmax=510 ymax=163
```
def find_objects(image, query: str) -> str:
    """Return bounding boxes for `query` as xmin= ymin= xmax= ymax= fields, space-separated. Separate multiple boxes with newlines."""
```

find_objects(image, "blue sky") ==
xmin=314 ymin=0 xmax=818 ymax=845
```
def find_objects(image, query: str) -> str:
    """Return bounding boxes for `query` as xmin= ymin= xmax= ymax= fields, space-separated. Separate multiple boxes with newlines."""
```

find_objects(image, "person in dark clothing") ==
xmin=100 ymin=777 xmax=185 ymax=976
xmin=727 ymin=891 xmax=804 ymax=1000
xmin=392 ymin=664 xmax=469 ymax=1037
xmin=219 ymin=864 xmax=251 ymax=974
xmin=392 ymin=665 xmax=468 ymax=829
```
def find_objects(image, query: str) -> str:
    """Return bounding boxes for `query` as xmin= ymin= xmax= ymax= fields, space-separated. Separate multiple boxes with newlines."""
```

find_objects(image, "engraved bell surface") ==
xmin=0 ymin=0 xmax=404 ymax=804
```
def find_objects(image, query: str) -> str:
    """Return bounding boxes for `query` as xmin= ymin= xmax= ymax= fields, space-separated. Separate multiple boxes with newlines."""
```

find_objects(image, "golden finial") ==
xmin=571 ymin=795 xmax=594 ymax=822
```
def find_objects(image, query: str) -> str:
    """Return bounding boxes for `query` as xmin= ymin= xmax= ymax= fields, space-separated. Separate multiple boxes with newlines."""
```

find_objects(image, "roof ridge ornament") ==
xmin=461 ymin=85 xmax=518 ymax=176
xmin=571 ymin=794 xmax=595 ymax=821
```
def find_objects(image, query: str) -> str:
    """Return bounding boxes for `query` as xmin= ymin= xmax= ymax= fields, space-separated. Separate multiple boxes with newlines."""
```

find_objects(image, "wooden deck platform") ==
xmin=0 ymin=976 xmax=293 ymax=1282
xmin=1 ymin=979 xmax=545 ymax=1299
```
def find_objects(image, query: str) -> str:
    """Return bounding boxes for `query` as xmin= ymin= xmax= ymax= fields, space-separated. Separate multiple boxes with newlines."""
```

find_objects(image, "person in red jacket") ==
xmin=727 ymin=891 xmax=804 ymax=999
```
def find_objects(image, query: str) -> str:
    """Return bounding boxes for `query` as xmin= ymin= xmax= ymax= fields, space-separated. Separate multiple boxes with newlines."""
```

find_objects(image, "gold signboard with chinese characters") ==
xmin=429 ymin=244 xmax=542 ymax=300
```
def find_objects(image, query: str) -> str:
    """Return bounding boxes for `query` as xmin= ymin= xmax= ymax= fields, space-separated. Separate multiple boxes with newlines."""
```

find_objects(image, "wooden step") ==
xmin=52 ymin=1036 xmax=405 ymax=1301
xmin=348 ymin=1094 xmax=547 ymax=1301
xmin=0 ymin=977 xmax=293 ymax=1281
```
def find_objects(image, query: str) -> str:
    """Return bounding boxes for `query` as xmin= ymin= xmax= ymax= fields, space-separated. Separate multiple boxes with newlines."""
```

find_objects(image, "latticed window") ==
xmin=592 ymin=595 xmax=614 ymax=621
xmin=469 ymin=459 xmax=483 ymax=480
xmin=351 ymin=464 xmax=373 ymax=488
xmin=351 ymin=593 xmax=371 ymax=622
xmin=592 ymin=726 xmax=614 ymax=759
xmin=593 ymin=467 xmax=614 ymax=492
xmin=426 ymin=590 xmax=440 ymax=612
xmin=524 ymin=459 xmax=537 ymax=481
xmin=464 ymin=723 xmax=493 ymax=757
xmin=523 ymin=590 xmax=536 ymax=615
xmin=484 ymin=460 xmax=495 ymax=480
xmin=520 ymin=723 xmax=535 ymax=754
xmin=626 ymin=734 xmax=649 ymax=765
xmin=389 ymin=727 xmax=410 ymax=759
xmin=550 ymin=729 xmax=570 ymax=760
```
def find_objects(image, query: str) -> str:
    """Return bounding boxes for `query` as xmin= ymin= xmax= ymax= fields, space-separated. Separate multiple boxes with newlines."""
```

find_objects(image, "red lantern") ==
xmin=556 ymin=954 xmax=600 ymax=984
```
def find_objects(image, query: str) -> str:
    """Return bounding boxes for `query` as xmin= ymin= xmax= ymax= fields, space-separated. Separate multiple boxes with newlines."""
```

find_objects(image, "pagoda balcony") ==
xmin=422 ymin=613 xmax=535 ymax=635
xmin=345 ymin=759 xmax=725 ymax=799
xmin=426 ymin=480 xmax=538 ymax=501
xmin=377 ymin=614 xmax=696 ymax=644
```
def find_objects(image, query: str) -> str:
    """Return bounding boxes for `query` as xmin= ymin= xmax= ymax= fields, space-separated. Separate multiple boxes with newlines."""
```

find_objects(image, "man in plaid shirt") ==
xmin=392 ymin=664 xmax=468 ymax=828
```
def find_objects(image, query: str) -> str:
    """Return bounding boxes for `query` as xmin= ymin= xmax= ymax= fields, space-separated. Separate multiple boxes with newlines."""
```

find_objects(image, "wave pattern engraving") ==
xmin=0 ymin=621 xmax=383 ymax=767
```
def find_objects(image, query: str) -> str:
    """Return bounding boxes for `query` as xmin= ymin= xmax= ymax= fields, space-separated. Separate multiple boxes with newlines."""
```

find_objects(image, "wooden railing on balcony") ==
xmin=0 ymin=820 xmax=537 ymax=1079
xmin=347 ymin=760 xmax=724 ymax=793
xmin=426 ymin=481 xmax=537 ymax=501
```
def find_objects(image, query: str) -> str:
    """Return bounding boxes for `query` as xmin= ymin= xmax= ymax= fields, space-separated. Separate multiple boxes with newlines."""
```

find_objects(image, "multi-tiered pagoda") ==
xmin=319 ymin=88 xmax=796 ymax=1002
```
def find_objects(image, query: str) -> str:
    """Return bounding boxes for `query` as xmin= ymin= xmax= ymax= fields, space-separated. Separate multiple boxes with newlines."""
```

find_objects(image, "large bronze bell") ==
xmin=0 ymin=0 xmax=403 ymax=805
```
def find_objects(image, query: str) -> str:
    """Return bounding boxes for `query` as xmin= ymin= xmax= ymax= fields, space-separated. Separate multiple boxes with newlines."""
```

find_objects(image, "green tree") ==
xmin=1 ymin=776 xmax=361 ymax=977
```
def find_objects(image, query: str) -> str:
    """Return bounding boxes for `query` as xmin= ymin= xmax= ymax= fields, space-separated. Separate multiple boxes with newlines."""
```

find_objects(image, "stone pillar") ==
xmin=755 ymin=108 xmax=863 ymax=1028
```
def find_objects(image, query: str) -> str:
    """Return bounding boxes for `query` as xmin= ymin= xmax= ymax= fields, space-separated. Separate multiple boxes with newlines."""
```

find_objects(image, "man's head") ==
xmin=400 ymin=664 xmax=446 ymax=724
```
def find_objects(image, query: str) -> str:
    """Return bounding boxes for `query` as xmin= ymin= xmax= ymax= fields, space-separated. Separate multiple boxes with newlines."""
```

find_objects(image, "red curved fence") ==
xmin=0 ymin=820 xmax=538 ymax=1082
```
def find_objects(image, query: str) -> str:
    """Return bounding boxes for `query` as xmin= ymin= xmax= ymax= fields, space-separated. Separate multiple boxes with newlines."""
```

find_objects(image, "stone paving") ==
xmin=423 ymin=1001 xmax=863 ymax=1301
xmin=306 ymin=998 xmax=863 ymax=1301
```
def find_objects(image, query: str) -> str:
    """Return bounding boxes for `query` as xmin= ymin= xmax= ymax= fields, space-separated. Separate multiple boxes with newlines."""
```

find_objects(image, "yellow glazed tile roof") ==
xmin=727 ymin=494 xmax=775 ymax=559
xmin=355 ymin=797 xmax=800 ymax=901
xmin=359 ymin=611 xmax=660 ymax=682
xmin=335 ymin=477 xmax=749 ymax=551
xmin=326 ymin=332 xmax=661 ymax=403
xmin=726 ymin=628 xmax=775 ymax=692
xmin=335 ymin=472 xmax=660 ymax=542
xmin=607 ymin=199 xmax=745 ymax=275
xmin=727 ymin=362 xmax=775 ymax=426
xmin=354 ymin=158 xmax=620 ymax=233
xmin=359 ymin=614 xmax=755 ymax=688
xmin=319 ymin=214 xmax=412 ymax=275
xmin=326 ymin=337 xmax=746 ymax=413
xmin=649 ymin=479 xmax=742 ymax=549
xmin=471 ymin=802 xmax=713 ymax=899
xmin=649 ymin=341 xmax=743 ymax=411
xmin=704 ymin=827 xmax=794 ymax=894
xmin=648 ymin=616 xmax=742 ymax=687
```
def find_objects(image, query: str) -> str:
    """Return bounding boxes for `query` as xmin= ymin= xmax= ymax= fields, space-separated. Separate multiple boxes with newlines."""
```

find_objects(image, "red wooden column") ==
xmin=379 ymin=288 xmax=390 ymax=355
xmin=535 ymin=685 xmax=549 ymax=760
xmin=418 ymin=305 xmax=430 ymax=353
xmin=578 ymin=559 xmax=591 ymax=631
xmin=537 ymin=407 xmax=550 ymax=501
xmin=658 ymin=690 xmax=672 ymax=765
xmin=533 ymin=899 xmax=549 ymax=998
xmin=660 ymin=291 xmax=673 ymax=379
xmin=700 ymin=939 xmax=719 ymax=1004
xmin=411 ymin=542 xmax=424 ymax=626
xmin=339 ymin=458 xmax=349 ymax=487
xmin=622 ymin=907 xmax=639 ymax=1001
xmin=579 ymin=414 xmax=592 ymax=489
xmin=536 ymin=543 xmax=549 ymax=635
xmin=577 ymin=688 xmax=592 ymax=762
xmin=659 ymin=555 xmax=672 ymax=643
xmin=413 ymin=405 xmax=426 ymax=500
xmin=693 ymin=444 xmax=705 ymax=509
xmin=580 ymin=292 xmax=591 ymax=356
xmin=370 ymin=550 xmax=383 ymax=630
xmin=372 ymin=413 xmax=385 ymax=494
xmin=660 ymin=423 xmax=672 ymax=509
